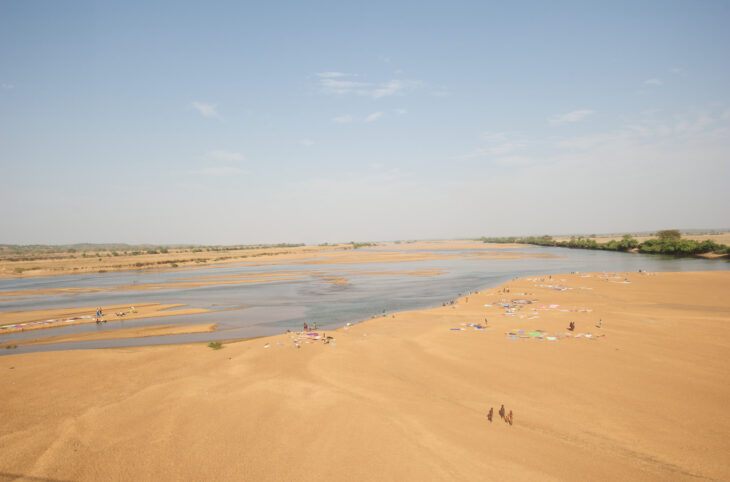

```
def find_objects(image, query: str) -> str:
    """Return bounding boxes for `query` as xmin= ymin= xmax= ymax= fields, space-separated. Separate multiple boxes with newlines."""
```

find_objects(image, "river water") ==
xmin=1 ymin=246 xmax=726 ymax=354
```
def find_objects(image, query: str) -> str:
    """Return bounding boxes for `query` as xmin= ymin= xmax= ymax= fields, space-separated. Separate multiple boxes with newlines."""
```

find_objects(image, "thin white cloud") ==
xmin=192 ymin=102 xmax=220 ymax=118
xmin=489 ymin=143 xmax=522 ymax=155
xmin=333 ymin=114 xmax=354 ymax=124
xmin=430 ymin=88 xmax=452 ymax=97
xmin=300 ymin=138 xmax=315 ymax=147
xmin=365 ymin=112 xmax=383 ymax=123
xmin=494 ymin=155 xmax=537 ymax=166
xmin=461 ymin=145 xmax=520 ymax=159
xmin=195 ymin=166 xmax=243 ymax=176
xmin=1 ymin=83 xmax=14 ymax=90
xmin=371 ymin=80 xmax=403 ymax=99
xmin=316 ymin=72 xmax=413 ymax=98
xmin=644 ymin=78 xmax=663 ymax=86
xmin=481 ymin=132 xmax=508 ymax=143
xmin=319 ymin=78 xmax=370 ymax=95
xmin=394 ymin=108 xmax=407 ymax=115
xmin=548 ymin=109 xmax=594 ymax=125
xmin=316 ymin=72 xmax=349 ymax=78
xmin=459 ymin=132 xmax=526 ymax=158
xmin=556 ymin=109 xmax=727 ymax=151
xmin=206 ymin=150 xmax=244 ymax=162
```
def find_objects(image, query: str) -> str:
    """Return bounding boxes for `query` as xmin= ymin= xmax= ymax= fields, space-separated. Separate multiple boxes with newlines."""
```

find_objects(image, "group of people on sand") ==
xmin=95 ymin=306 xmax=137 ymax=324
xmin=567 ymin=319 xmax=603 ymax=331
xmin=487 ymin=404 xmax=513 ymax=425
xmin=440 ymin=290 xmax=482 ymax=308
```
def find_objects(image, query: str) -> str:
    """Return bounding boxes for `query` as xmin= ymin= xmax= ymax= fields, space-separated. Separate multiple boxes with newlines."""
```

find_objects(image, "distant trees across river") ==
xmin=480 ymin=230 xmax=730 ymax=257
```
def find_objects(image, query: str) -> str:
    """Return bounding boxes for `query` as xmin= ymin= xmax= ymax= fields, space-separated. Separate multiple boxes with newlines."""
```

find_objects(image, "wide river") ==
xmin=1 ymin=246 xmax=727 ymax=354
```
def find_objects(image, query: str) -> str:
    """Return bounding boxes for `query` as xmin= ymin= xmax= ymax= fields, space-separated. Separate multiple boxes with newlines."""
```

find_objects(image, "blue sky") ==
xmin=1 ymin=1 xmax=729 ymax=244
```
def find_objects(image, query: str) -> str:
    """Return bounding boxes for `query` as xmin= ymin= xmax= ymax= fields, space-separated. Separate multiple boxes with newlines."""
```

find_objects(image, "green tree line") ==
xmin=479 ymin=230 xmax=729 ymax=256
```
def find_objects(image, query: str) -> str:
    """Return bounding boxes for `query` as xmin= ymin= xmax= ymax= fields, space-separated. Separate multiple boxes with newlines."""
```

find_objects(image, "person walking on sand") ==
xmin=487 ymin=407 xmax=493 ymax=422
xmin=303 ymin=322 xmax=308 ymax=332
xmin=507 ymin=410 xmax=513 ymax=425
xmin=499 ymin=404 xmax=505 ymax=420
xmin=599 ymin=319 xmax=603 ymax=328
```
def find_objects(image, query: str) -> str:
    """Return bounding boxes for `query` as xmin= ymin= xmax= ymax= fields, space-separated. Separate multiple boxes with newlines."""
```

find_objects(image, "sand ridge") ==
xmin=9 ymin=322 xmax=220 ymax=347
xmin=0 ymin=303 xmax=212 ymax=335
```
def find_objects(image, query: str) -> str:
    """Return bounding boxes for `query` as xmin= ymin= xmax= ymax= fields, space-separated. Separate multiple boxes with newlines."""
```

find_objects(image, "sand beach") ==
xmin=1 ymin=270 xmax=729 ymax=481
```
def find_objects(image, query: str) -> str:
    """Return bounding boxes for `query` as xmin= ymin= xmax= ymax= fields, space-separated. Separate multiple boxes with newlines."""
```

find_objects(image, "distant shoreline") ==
xmin=0 ymin=241 xmax=542 ymax=280
xmin=480 ymin=232 xmax=729 ymax=260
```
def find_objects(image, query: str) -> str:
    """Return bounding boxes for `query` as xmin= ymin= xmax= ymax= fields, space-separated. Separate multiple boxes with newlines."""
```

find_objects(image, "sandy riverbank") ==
xmin=1 ymin=271 xmax=728 ymax=481
xmin=0 ymin=303 xmax=211 ymax=335
xmin=0 ymin=245 xmax=338 ymax=279
xmin=7 ymin=322 xmax=220 ymax=348
xmin=0 ymin=240 xmax=543 ymax=280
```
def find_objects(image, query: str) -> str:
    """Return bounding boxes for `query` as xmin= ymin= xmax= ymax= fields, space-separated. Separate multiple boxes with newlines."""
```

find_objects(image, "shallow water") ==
xmin=1 ymin=246 xmax=726 ymax=354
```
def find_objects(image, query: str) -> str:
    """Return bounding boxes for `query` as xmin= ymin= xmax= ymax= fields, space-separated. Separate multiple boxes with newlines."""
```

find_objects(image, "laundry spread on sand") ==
xmin=532 ymin=283 xmax=573 ymax=291
xmin=534 ymin=304 xmax=592 ymax=314
xmin=492 ymin=298 xmax=541 ymax=319
xmin=281 ymin=331 xmax=338 ymax=349
xmin=1 ymin=315 xmax=94 ymax=331
xmin=504 ymin=329 xmax=605 ymax=342
xmin=511 ymin=299 xmax=532 ymax=305
xmin=449 ymin=322 xmax=492 ymax=332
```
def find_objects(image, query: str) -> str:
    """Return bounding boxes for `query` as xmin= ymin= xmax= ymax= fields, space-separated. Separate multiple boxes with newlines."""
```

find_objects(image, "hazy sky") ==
xmin=1 ymin=1 xmax=729 ymax=245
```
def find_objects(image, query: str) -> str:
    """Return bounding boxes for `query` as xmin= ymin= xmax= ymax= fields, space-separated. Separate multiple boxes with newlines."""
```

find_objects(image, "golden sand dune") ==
xmin=1 ymin=271 xmax=729 ymax=480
